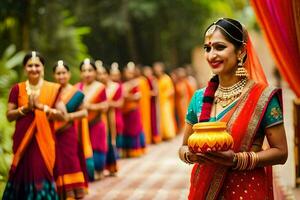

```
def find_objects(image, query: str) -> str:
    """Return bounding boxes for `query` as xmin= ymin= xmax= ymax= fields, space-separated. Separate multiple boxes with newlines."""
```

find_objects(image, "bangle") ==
xmin=18 ymin=106 xmax=25 ymax=116
xmin=232 ymin=151 xmax=259 ymax=170
xmin=43 ymin=105 xmax=50 ymax=113
xmin=184 ymin=152 xmax=193 ymax=164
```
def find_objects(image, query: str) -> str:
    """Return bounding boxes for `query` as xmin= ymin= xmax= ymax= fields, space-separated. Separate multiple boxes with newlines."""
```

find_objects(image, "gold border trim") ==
xmin=241 ymin=86 xmax=277 ymax=151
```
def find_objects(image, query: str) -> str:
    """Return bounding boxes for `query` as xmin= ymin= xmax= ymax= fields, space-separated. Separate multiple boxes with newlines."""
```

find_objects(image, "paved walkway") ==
xmin=84 ymin=135 xmax=193 ymax=200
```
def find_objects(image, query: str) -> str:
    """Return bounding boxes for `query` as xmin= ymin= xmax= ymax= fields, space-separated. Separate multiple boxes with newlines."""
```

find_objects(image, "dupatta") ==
xmin=12 ymin=81 xmax=60 ymax=176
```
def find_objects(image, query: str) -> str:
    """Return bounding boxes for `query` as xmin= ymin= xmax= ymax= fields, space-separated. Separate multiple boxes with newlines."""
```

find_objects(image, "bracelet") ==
xmin=18 ymin=106 xmax=25 ymax=116
xmin=184 ymin=152 xmax=193 ymax=165
xmin=232 ymin=151 xmax=259 ymax=170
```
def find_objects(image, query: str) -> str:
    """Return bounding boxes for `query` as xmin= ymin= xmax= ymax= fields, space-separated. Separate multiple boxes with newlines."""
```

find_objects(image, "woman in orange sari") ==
xmin=53 ymin=60 xmax=88 ymax=199
xmin=76 ymin=59 xmax=108 ymax=181
xmin=179 ymin=18 xmax=288 ymax=200
xmin=3 ymin=51 xmax=67 ymax=199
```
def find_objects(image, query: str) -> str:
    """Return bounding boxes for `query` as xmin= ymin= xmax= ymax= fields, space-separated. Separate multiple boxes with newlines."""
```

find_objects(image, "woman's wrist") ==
xmin=232 ymin=152 xmax=259 ymax=170
xmin=18 ymin=106 xmax=26 ymax=116
xmin=179 ymin=146 xmax=193 ymax=165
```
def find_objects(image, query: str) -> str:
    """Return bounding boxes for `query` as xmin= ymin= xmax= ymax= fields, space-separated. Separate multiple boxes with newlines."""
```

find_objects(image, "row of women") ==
xmin=2 ymin=50 xmax=196 ymax=200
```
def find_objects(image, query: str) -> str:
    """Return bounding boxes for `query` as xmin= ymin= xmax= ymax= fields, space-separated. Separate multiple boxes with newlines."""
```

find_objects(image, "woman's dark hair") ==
xmin=53 ymin=61 xmax=70 ymax=73
xmin=22 ymin=51 xmax=45 ymax=66
xmin=205 ymin=18 xmax=245 ymax=50
xmin=79 ymin=60 xmax=97 ymax=71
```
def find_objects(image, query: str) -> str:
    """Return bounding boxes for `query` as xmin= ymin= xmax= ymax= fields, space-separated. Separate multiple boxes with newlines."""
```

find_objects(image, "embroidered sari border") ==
xmin=242 ymin=86 xmax=278 ymax=151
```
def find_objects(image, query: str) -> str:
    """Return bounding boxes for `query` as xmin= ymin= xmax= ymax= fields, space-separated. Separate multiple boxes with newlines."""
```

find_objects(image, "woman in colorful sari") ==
xmin=153 ymin=62 xmax=177 ymax=140
xmin=76 ymin=59 xmax=108 ymax=181
xmin=109 ymin=63 xmax=125 ymax=156
xmin=3 ymin=51 xmax=67 ymax=199
xmin=97 ymin=63 xmax=123 ymax=176
xmin=142 ymin=66 xmax=160 ymax=144
xmin=119 ymin=62 xmax=146 ymax=158
xmin=53 ymin=60 xmax=88 ymax=199
xmin=174 ymin=67 xmax=193 ymax=132
xmin=179 ymin=18 xmax=288 ymax=200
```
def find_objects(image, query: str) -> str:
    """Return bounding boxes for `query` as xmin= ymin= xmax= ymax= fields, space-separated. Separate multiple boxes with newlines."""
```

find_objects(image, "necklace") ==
xmin=215 ymin=78 xmax=247 ymax=108
xmin=25 ymin=79 xmax=43 ymax=96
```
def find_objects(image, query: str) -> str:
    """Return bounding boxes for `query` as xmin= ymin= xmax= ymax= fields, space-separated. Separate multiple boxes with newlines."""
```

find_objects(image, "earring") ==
xmin=235 ymin=58 xmax=248 ymax=77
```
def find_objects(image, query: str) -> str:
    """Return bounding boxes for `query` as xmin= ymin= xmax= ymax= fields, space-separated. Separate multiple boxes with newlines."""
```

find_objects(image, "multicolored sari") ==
xmin=54 ymin=86 xmax=86 ymax=199
xmin=186 ymin=81 xmax=283 ymax=200
xmin=105 ymin=81 xmax=122 ymax=174
xmin=157 ymin=74 xmax=177 ymax=140
xmin=3 ymin=81 xmax=60 ymax=200
xmin=119 ymin=81 xmax=146 ymax=158
xmin=76 ymin=81 xmax=108 ymax=181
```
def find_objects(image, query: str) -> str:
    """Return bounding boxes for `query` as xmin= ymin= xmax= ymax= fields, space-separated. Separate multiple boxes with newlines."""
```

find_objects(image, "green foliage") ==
xmin=0 ymin=45 xmax=25 ymax=94
xmin=0 ymin=97 xmax=13 ymax=198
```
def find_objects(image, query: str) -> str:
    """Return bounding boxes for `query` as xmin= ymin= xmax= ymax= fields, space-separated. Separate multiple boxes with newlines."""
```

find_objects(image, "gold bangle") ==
xmin=18 ymin=106 xmax=25 ymax=116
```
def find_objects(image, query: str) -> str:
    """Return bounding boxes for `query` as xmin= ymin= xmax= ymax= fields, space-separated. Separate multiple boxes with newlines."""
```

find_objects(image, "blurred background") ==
xmin=0 ymin=0 xmax=298 ymax=198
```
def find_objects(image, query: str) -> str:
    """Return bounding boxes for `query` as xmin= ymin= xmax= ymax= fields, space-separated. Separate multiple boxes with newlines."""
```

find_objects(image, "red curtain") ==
xmin=250 ymin=0 xmax=300 ymax=97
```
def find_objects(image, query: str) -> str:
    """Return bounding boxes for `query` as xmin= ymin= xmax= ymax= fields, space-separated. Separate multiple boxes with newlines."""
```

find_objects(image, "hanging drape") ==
xmin=250 ymin=0 xmax=300 ymax=97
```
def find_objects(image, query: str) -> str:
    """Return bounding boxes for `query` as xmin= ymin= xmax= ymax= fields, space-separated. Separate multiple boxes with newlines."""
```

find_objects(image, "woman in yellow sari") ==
xmin=153 ymin=62 xmax=177 ymax=140
xmin=179 ymin=18 xmax=288 ymax=199
xmin=3 ymin=51 xmax=67 ymax=199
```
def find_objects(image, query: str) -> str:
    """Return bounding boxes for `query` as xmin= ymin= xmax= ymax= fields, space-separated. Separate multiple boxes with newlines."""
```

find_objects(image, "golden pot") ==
xmin=188 ymin=122 xmax=234 ymax=153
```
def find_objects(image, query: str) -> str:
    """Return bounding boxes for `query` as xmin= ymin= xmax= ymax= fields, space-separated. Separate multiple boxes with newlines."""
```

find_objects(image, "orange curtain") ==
xmin=250 ymin=0 xmax=300 ymax=97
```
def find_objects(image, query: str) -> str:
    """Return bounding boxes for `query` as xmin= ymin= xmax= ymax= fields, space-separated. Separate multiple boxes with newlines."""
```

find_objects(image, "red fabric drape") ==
xmin=250 ymin=0 xmax=300 ymax=97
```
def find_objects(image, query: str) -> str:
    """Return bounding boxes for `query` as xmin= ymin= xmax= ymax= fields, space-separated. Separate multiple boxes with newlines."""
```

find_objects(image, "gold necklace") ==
xmin=215 ymin=78 xmax=247 ymax=108
xmin=25 ymin=79 xmax=43 ymax=96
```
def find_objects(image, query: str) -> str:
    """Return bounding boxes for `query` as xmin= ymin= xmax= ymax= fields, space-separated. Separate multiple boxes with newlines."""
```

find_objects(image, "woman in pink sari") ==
xmin=97 ymin=63 xmax=123 ymax=176
xmin=53 ymin=60 xmax=87 ymax=199
xmin=119 ymin=62 xmax=146 ymax=158
xmin=76 ymin=59 xmax=108 ymax=181
xmin=179 ymin=18 xmax=288 ymax=199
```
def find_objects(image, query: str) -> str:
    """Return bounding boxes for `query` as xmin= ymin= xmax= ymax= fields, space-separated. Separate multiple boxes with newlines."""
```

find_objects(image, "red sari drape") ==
xmin=189 ymin=81 xmax=280 ymax=200
xmin=250 ymin=0 xmax=300 ymax=97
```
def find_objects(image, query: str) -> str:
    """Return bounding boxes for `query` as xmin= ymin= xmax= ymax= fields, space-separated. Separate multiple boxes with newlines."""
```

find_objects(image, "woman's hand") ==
xmin=47 ymin=109 xmax=66 ymax=121
xmin=201 ymin=150 xmax=236 ymax=167
xmin=27 ymin=94 xmax=35 ymax=111
xmin=179 ymin=145 xmax=211 ymax=164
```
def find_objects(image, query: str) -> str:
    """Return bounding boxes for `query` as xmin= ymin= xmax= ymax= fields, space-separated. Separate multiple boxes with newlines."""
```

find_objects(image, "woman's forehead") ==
xmin=204 ymin=29 xmax=227 ymax=44
xmin=81 ymin=64 xmax=94 ymax=70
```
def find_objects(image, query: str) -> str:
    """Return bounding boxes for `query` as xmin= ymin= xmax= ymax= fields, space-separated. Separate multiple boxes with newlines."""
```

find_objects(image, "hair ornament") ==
xmin=127 ymin=61 xmax=135 ymax=71
xmin=84 ymin=58 xmax=90 ymax=65
xmin=110 ymin=62 xmax=120 ymax=73
xmin=95 ymin=60 xmax=105 ymax=73
xmin=57 ymin=60 xmax=64 ymax=67
xmin=31 ymin=51 xmax=37 ymax=61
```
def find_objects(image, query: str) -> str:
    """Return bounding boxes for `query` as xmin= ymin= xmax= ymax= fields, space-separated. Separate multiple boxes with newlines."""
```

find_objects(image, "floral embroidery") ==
xmin=270 ymin=107 xmax=281 ymax=119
